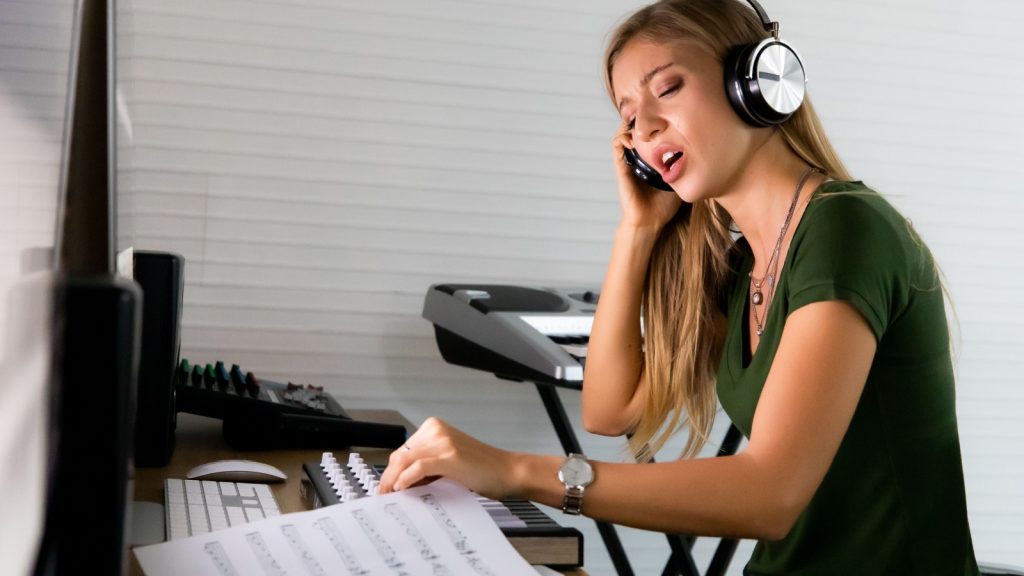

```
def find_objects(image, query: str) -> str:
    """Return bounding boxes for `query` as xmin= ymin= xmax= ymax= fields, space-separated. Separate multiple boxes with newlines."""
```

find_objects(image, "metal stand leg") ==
xmin=535 ymin=383 xmax=635 ymax=576
xmin=534 ymin=381 xmax=745 ymax=576
xmin=661 ymin=534 xmax=700 ymax=576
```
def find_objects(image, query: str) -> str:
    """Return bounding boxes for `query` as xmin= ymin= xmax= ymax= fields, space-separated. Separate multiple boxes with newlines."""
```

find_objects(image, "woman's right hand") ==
xmin=612 ymin=121 xmax=683 ymax=231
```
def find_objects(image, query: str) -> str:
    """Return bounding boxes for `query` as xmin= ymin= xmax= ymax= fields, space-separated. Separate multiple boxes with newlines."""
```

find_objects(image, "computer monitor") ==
xmin=0 ymin=0 xmax=142 ymax=574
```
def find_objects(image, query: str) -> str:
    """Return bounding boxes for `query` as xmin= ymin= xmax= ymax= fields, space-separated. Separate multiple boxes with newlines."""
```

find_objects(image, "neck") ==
xmin=714 ymin=132 xmax=816 ymax=261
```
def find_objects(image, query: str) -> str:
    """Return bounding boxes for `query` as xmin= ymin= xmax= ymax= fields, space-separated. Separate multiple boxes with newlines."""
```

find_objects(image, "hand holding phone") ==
xmin=611 ymin=123 xmax=685 ymax=231
xmin=623 ymin=147 xmax=674 ymax=192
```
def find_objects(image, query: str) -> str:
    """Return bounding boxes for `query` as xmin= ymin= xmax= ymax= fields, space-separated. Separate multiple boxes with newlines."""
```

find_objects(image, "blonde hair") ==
xmin=603 ymin=0 xmax=852 ymax=461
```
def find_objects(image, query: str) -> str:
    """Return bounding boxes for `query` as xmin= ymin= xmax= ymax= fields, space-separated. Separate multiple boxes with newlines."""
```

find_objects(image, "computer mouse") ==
xmin=185 ymin=459 xmax=288 ymax=483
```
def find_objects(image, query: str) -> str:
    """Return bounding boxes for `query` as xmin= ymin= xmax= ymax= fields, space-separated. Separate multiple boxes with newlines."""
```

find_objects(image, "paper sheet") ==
xmin=134 ymin=480 xmax=539 ymax=576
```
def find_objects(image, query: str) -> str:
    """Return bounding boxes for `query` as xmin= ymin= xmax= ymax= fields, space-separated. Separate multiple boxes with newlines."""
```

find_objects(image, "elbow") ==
xmin=581 ymin=407 xmax=633 ymax=437
xmin=757 ymin=513 xmax=798 ymax=543
xmin=753 ymin=490 xmax=808 ymax=542
xmin=581 ymin=413 xmax=626 ymax=437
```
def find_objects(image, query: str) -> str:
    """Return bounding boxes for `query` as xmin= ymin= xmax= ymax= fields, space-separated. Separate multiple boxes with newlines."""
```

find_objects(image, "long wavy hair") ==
xmin=603 ymin=0 xmax=852 ymax=461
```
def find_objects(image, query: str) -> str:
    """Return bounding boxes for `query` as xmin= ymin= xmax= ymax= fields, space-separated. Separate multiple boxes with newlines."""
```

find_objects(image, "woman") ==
xmin=380 ymin=0 xmax=979 ymax=572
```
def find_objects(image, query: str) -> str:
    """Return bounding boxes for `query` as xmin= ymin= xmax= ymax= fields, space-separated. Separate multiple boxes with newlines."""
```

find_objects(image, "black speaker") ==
xmin=724 ymin=0 xmax=807 ymax=127
xmin=133 ymin=251 xmax=184 ymax=467
xmin=35 ymin=275 xmax=141 ymax=576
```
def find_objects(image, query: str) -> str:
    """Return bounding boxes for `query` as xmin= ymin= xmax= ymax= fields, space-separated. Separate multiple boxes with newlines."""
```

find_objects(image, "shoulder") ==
xmin=802 ymin=181 xmax=909 ymax=240
xmin=795 ymin=181 xmax=926 ymax=267
xmin=787 ymin=181 xmax=935 ymax=340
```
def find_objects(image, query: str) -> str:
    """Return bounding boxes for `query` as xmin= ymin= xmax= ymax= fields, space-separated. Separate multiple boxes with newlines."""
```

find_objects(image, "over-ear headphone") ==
xmin=724 ymin=0 xmax=807 ymax=127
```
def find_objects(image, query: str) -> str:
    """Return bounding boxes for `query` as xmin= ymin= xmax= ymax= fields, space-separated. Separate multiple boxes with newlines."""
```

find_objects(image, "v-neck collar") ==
xmin=727 ymin=179 xmax=838 ymax=373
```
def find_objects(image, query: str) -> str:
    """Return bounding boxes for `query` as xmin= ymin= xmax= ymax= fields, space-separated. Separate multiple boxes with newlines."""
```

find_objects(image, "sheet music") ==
xmin=135 ymin=480 xmax=538 ymax=576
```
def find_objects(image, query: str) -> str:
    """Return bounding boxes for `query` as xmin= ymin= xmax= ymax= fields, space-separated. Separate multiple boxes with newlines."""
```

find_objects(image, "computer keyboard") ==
xmin=163 ymin=478 xmax=281 ymax=540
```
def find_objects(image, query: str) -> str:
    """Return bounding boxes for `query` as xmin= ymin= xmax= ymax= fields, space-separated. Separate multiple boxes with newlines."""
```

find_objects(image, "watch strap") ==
xmin=562 ymin=485 xmax=585 ymax=515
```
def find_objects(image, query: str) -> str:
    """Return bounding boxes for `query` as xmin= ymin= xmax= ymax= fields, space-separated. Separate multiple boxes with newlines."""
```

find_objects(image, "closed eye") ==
xmin=659 ymin=81 xmax=682 ymax=98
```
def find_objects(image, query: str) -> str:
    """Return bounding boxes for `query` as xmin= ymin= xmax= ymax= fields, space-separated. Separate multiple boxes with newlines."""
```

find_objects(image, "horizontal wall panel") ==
xmin=126 ymin=105 xmax=608 ymax=159
xmin=125 ymin=61 xmax=610 ymax=119
xmin=123 ymin=148 xmax=617 ymax=200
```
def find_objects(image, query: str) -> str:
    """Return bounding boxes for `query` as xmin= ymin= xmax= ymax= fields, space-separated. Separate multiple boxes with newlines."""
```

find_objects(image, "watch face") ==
xmin=559 ymin=455 xmax=593 ymax=486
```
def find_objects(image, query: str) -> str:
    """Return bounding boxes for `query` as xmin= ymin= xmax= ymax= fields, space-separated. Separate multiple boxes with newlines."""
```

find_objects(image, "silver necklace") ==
xmin=749 ymin=166 xmax=818 ymax=337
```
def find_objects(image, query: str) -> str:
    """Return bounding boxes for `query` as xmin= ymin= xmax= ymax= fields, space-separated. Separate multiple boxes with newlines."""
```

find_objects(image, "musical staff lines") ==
xmin=245 ymin=532 xmax=285 ymax=576
xmin=314 ymin=516 xmax=371 ymax=575
xmin=202 ymin=541 xmax=239 ymax=576
xmin=420 ymin=493 xmax=496 ymax=576
xmin=281 ymin=523 xmax=326 ymax=576
xmin=353 ymin=509 xmax=410 ymax=575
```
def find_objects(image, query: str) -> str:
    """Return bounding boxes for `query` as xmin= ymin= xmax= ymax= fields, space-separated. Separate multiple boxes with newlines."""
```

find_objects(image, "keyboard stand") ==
xmin=535 ymin=383 xmax=635 ymax=576
xmin=534 ymin=382 xmax=743 ymax=576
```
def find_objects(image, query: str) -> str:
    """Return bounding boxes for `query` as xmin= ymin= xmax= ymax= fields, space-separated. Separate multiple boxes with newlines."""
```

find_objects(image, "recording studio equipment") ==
xmin=175 ymin=359 xmax=408 ymax=451
xmin=133 ymin=251 xmax=184 ymax=467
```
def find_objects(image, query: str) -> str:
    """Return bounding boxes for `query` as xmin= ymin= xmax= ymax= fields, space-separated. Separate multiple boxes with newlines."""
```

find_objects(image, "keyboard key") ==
xmin=254 ymin=484 xmax=274 ymax=502
xmin=226 ymin=506 xmax=246 ymax=526
xmin=188 ymin=504 xmax=208 ymax=530
xmin=164 ymin=478 xmax=282 ymax=540
xmin=219 ymin=482 xmax=237 ymax=496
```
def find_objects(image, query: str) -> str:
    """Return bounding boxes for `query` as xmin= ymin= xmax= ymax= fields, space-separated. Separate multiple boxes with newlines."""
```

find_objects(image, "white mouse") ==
xmin=186 ymin=459 xmax=288 ymax=483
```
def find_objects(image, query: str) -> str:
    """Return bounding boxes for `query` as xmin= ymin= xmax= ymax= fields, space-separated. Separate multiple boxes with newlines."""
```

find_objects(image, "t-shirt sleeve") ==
xmin=785 ymin=193 xmax=909 ymax=342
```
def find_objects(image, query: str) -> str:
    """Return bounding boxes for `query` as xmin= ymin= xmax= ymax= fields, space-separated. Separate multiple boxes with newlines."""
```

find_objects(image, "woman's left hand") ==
xmin=378 ymin=417 xmax=521 ymax=501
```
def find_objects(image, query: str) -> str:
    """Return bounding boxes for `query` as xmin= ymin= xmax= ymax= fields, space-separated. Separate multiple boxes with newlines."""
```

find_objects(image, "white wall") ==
xmin=110 ymin=0 xmax=1024 ymax=573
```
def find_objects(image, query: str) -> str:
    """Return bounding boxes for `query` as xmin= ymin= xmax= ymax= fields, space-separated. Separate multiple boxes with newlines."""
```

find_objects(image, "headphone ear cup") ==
xmin=724 ymin=43 xmax=764 ymax=127
xmin=724 ymin=40 xmax=805 ymax=127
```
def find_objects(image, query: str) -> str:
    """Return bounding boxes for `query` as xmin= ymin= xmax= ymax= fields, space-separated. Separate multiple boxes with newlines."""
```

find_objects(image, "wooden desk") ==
xmin=129 ymin=411 xmax=585 ymax=575
xmin=132 ymin=410 xmax=407 ymax=514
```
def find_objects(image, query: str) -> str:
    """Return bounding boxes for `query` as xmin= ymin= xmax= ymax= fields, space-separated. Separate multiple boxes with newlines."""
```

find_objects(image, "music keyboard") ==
xmin=421 ymin=284 xmax=598 ymax=388
xmin=300 ymin=451 xmax=584 ymax=568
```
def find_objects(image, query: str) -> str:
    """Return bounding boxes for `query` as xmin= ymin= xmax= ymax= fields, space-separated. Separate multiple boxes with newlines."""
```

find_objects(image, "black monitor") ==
xmin=5 ymin=0 xmax=144 ymax=574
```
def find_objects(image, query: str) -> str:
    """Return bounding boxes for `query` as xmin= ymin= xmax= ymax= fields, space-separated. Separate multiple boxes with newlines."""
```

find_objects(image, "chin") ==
xmin=671 ymin=181 xmax=702 ymax=205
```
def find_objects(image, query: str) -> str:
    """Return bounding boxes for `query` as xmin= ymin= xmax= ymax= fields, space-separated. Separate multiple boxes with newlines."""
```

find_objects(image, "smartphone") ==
xmin=623 ymin=148 xmax=674 ymax=191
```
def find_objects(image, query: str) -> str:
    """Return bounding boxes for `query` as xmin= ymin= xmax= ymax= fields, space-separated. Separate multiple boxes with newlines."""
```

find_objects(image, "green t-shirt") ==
xmin=715 ymin=181 xmax=979 ymax=575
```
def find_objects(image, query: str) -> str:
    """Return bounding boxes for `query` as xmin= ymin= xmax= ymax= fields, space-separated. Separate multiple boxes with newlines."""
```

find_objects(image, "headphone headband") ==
xmin=724 ymin=0 xmax=806 ymax=126
xmin=742 ymin=0 xmax=779 ymax=38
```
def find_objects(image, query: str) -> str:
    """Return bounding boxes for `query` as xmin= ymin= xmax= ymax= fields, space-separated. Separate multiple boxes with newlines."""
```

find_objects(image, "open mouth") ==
xmin=661 ymin=150 xmax=684 ymax=172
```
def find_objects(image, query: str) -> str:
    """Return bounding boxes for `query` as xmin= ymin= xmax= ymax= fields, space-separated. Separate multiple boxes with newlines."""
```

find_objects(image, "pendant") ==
xmin=756 ymin=327 xmax=764 ymax=336
xmin=751 ymin=291 xmax=763 ymax=306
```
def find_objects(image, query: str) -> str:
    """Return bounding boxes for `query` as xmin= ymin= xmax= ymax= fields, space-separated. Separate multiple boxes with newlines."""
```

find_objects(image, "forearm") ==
xmin=582 ymin=224 xmax=660 ymax=434
xmin=512 ymin=451 xmax=792 ymax=541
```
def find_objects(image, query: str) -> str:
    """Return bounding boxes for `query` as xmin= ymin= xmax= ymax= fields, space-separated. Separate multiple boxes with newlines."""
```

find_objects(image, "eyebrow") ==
xmin=617 ymin=62 xmax=674 ymax=113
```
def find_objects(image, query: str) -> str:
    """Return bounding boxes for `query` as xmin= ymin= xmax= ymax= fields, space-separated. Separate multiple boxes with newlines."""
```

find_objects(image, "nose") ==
xmin=633 ymin=105 xmax=666 ymax=143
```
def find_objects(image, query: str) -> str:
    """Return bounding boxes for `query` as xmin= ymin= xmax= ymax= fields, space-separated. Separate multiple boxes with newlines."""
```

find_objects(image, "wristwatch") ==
xmin=558 ymin=453 xmax=594 ymax=516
